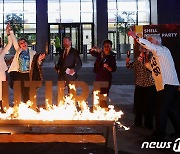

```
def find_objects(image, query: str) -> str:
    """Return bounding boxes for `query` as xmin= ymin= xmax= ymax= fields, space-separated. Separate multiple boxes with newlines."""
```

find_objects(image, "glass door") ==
xmin=54 ymin=23 xmax=80 ymax=51
xmin=108 ymin=31 xmax=116 ymax=51
xmin=49 ymin=24 xmax=59 ymax=55
xmin=71 ymin=27 xmax=79 ymax=49
xmin=59 ymin=24 xmax=80 ymax=53
xmin=49 ymin=23 xmax=94 ymax=54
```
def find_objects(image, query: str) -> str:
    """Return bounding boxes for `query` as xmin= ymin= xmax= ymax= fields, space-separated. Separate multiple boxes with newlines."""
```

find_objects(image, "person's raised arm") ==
xmin=1 ymin=24 xmax=13 ymax=55
xmin=128 ymin=30 xmax=164 ymax=55
xmin=9 ymin=27 xmax=20 ymax=51
xmin=89 ymin=47 xmax=101 ymax=57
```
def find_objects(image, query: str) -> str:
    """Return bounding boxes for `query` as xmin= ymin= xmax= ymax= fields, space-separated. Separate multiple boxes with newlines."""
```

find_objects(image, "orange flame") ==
xmin=0 ymin=85 xmax=128 ymax=130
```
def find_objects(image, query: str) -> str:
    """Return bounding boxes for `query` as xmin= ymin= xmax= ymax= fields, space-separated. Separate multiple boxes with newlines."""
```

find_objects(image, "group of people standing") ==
xmin=55 ymin=37 xmax=117 ymax=108
xmin=128 ymin=30 xmax=180 ymax=141
xmin=0 ymin=24 xmax=117 ymax=111
xmin=0 ymin=24 xmax=179 ymax=142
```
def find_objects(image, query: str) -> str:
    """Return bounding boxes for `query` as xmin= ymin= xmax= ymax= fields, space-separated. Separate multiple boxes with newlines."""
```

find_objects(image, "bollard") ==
xmin=83 ymin=44 xmax=87 ymax=61
xmin=117 ymin=44 xmax=121 ymax=60
xmin=32 ymin=45 xmax=36 ymax=50
xmin=49 ymin=45 xmax=54 ymax=60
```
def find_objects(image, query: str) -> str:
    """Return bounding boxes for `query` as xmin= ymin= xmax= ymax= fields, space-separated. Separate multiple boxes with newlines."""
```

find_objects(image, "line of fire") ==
xmin=0 ymin=81 xmax=129 ymax=154
xmin=0 ymin=80 xmax=129 ymax=127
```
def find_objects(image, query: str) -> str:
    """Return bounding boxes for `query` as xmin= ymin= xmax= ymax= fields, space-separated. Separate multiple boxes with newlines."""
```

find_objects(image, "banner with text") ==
xmin=135 ymin=24 xmax=180 ymax=81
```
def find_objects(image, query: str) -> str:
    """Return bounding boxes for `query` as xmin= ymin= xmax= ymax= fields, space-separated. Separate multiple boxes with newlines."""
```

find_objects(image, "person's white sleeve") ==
xmin=10 ymin=30 xmax=20 ymax=51
xmin=1 ymin=35 xmax=12 ymax=55
xmin=139 ymin=38 xmax=164 ymax=55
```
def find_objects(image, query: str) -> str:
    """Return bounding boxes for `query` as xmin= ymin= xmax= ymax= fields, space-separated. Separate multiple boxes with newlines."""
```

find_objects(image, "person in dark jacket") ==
xmin=90 ymin=40 xmax=117 ymax=108
xmin=55 ymin=36 xmax=82 ymax=85
xmin=126 ymin=47 xmax=156 ymax=130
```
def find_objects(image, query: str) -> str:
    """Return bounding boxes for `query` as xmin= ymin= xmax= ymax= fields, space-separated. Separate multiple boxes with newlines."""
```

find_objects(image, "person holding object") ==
xmin=8 ymin=27 xmax=45 ymax=103
xmin=90 ymin=40 xmax=117 ymax=108
xmin=126 ymin=47 xmax=156 ymax=130
xmin=55 ymin=36 xmax=82 ymax=86
xmin=128 ymin=30 xmax=180 ymax=141
xmin=0 ymin=24 xmax=12 ymax=109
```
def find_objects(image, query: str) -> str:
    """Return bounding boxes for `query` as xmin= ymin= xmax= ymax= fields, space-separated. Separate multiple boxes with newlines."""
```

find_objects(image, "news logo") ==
xmin=173 ymin=138 xmax=180 ymax=152
xmin=141 ymin=138 xmax=180 ymax=152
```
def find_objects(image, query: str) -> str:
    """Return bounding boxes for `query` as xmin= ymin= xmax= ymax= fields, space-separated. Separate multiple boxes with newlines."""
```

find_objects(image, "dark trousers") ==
xmin=155 ymin=84 xmax=180 ymax=138
xmin=99 ymin=81 xmax=111 ymax=108
xmin=15 ymin=72 xmax=30 ymax=103
xmin=100 ymin=81 xmax=111 ymax=96
xmin=58 ymin=72 xmax=77 ymax=93
xmin=134 ymin=85 xmax=156 ymax=128
xmin=9 ymin=71 xmax=19 ymax=89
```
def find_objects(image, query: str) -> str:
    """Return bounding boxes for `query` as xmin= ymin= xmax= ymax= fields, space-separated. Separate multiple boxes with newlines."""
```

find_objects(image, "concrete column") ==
xmin=157 ymin=0 xmax=180 ymax=24
xmin=150 ymin=0 xmax=157 ymax=24
xmin=36 ymin=0 xmax=48 ymax=53
xmin=93 ymin=0 xmax=108 ymax=47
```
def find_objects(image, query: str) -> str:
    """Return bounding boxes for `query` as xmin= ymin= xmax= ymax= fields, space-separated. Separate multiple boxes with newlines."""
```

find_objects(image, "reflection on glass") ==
xmin=48 ymin=0 xmax=93 ymax=23
xmin=108 ymin=11 xmax=117 ymax=23
xmin=24 ymin=0 xmax=36 ymax=23
xmin=71 ymin=27 xmax=78 ymax=49
xmin=108 ymin=0 xmax=150 ymax=51
xmin=108 ymin=1 xmax=117 ymax=10
xmin=48 ymin=1 xmax=61 ymax=23
xmin=65 ymin=27 xmax=70 ymax=36
xmin=81 ymin=13 xmax=93 ymax=22
xmin=24 ymin=14 xmax=36 ymax=23
xmin=24 ymin=24 xmax=36 ymax=33
xmin=50 ymin=25 xmax=59 ymax=54
xmin=0 ymin=2 xmax=3 ymax=23
xmin=81 ymin=1 xmax=93 ymax=12
xmin=4 ymin=1 xmax=23 ymax=13
xmin=61 ymin=2 xmax=80 ymax=23
xmin=138 ymin=0 xmax=150 ymax=24
xmin=108 ymin=0 xmax=150 ymax=25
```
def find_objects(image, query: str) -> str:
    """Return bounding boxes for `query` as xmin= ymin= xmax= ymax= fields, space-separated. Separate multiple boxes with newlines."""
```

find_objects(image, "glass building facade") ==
xmin=0 ymin=0 xmax=150 ymax=53
xmin=48 ymin=0 xmax=94 ymax=53
xmin=108 ymin=0 xmax=150 ymax=50
xmin=0 ymin=0 xmax=36 ymax=47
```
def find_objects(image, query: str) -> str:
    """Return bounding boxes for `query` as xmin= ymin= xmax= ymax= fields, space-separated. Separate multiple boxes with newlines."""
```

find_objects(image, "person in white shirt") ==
xmin=0 ymin=24 xmax=12 ymax=103
xmin=8 ymin=26 xmax=45 ymax=103
xmin=128 ymin=30 xmax=180 ymax=141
